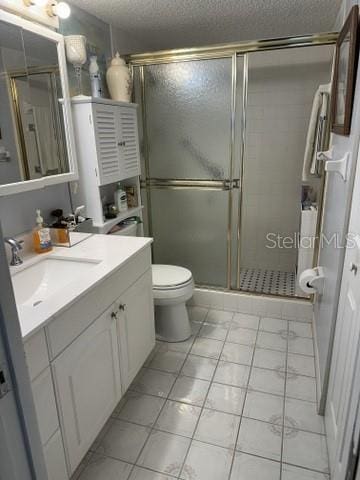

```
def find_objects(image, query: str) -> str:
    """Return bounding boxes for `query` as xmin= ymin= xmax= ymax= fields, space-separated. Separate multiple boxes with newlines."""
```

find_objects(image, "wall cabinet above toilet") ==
xmin=72 ymin=98 xmax=141 ymax=187
xmin=71 ymin=98 xmax=142 ymax=231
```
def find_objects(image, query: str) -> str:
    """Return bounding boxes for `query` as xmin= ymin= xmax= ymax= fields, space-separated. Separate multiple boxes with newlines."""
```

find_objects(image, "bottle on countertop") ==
xmin=114 ymin=182 xmax=128 ymax=213
xmin=33 ymin=209 xmax=52 ymax=253
xmin=51 ymin=209 xmax=69 ymax=244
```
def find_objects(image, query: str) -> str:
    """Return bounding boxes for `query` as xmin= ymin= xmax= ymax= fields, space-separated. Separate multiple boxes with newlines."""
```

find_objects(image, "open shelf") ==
xmin=94 ymin=206 xmax=144 ymax=233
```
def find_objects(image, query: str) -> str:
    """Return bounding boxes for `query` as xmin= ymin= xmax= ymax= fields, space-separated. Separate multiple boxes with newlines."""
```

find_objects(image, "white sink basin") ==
xmin=12 ymin=257 xmax=100 ymax=307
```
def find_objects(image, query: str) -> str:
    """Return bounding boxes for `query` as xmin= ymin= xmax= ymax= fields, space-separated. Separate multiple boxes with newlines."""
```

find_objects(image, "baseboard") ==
xmin=188 ymin=287 xmax=313 ymax=322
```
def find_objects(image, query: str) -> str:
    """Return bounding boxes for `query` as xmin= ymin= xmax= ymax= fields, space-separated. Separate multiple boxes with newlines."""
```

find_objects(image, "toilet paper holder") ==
xmin=306 ymin=267 xmax=325 ymax=294
xmin=299 ymin=266 xmax=325 ymax=295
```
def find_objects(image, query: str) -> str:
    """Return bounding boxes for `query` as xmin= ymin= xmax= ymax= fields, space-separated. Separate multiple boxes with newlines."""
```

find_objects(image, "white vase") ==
xmin=106 ymin=52 xmax=131 ymax=102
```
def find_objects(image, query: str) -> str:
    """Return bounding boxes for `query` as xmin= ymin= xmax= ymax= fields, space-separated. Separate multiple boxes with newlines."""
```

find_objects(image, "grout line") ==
xmin=84 ymin=308 xmax=209 ymax=480
xmin=281 ymin=461 xmax=330 ymax=476
xmin=279 ymin=318 xmax=290 ymax=480
xmin=127 ymin=308 xmax=211 ymax=479
xmin=227 ymin=311 xmax=262 ymax=479
xmin=176 ymin=310 xmax=236 ymax=479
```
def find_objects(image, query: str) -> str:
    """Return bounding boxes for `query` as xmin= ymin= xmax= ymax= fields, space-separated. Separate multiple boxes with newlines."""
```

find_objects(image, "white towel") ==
xmin=302 ymin=84 xmax=331 ymax=182
xmin=33 ymin=106 xmax=60 ymax=174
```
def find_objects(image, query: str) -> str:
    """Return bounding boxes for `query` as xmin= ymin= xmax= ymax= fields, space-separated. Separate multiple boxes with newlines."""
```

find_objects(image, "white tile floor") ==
xmin=74 ymin=306 xmax=329 ymax=480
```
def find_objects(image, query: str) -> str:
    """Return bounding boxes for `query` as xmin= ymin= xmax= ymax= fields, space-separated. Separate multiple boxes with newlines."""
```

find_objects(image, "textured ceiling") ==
xmin=71 ymin=0 xmax=342 ymax=51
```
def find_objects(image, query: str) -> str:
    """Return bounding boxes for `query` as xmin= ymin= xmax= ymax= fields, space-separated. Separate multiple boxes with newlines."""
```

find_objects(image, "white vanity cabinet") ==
xmin=23 ymin=242 xmax=155 ymax=478
xmin=24 ymin=331 xmax=68 ymax=480
xmin=52 ymin=304 xmax=122 ymax=474
xmin=117 ymin=268 xmax=155 ymax=390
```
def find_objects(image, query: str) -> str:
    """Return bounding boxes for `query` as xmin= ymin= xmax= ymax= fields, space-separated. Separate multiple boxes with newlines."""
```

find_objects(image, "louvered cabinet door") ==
xmin=118 ymin=106 xmax=141 ymax=179
xmin=93 ymin=104 xmax=121 ymax=185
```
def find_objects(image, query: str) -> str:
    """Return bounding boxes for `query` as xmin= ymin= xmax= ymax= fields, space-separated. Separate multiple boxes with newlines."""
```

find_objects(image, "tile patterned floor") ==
xmin=74 ymin=307 xmax=329 ymax=480
xmin=239 ymin=268 xmax=296 ymax=296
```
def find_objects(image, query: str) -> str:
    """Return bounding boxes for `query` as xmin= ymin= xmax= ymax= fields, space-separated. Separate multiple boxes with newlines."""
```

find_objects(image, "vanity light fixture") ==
xmin=22 ymin=0 xmax=71 ymax=19
xmin=47 ymin=1 xmax=71 ymax=19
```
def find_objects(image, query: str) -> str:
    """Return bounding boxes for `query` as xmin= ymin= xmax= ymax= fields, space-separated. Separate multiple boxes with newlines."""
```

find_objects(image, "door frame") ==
xmin=0 ymin=223 xmax=47 ymax=480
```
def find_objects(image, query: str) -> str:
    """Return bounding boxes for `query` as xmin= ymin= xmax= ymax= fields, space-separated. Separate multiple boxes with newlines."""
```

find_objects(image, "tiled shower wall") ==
xmin=240 ymin=46 xmax=333 ymax=273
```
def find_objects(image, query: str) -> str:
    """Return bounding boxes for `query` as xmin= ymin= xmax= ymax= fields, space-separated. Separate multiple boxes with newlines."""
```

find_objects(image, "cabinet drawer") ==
xmin=24 ymin=329 xmax=49 ymax=382
xmin=31 ymin=367 xmax=59 ymax=445
xmin=46 ymin=246 xmax=151 ymax=359
xmin=43 ymin=430 xmax=68 ymax=480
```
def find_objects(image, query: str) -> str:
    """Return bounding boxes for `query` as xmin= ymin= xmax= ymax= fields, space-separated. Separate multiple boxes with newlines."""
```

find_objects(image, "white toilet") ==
xmin=152 ymin=264 xmax=194 ymax=342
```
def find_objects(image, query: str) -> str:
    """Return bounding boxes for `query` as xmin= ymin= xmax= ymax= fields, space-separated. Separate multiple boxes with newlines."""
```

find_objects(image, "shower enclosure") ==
xmin=130 ymin=34 xmax=335 ymax=298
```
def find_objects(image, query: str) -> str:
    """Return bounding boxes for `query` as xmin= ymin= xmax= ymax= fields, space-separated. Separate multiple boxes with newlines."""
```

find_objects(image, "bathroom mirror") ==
xmin=0 ymin=10 xmax=77 ymax=195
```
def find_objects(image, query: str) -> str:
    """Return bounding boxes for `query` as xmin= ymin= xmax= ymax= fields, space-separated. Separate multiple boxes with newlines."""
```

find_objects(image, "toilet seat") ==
xmin=152 ymin=265 xmax=193 ymax=290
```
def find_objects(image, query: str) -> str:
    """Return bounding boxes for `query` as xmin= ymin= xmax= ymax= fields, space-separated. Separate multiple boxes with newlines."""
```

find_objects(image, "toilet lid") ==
xmin=152 ymin=265 xmax=192 ymax=288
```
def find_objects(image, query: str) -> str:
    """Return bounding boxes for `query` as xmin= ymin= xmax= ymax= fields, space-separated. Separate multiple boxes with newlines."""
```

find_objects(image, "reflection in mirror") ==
xmin=336 ymin=33 xmax=350 ymax=125
xmin=0 ymin=20 xmax=69 ymax=186
xmin=0 ymin=21 xmax=27 ymax=184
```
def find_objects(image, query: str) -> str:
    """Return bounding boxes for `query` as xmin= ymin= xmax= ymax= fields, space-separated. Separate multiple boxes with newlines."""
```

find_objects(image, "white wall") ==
xmin=334 ymin=0 xmax=358 ymax=29
xmin=312 ymin=0 xmax=360 ymax=407
xmin=110 ymin=25 xmax=154 ymax=55
xmin=240 ymin=46 xmax=333 ymax=273
xmin=0 ymin=184 xmax=72 ymax=237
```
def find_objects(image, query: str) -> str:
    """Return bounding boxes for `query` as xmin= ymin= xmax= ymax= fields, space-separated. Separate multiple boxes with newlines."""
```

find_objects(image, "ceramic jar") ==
xmin=106 ymin=52 xmax=131 ymax=102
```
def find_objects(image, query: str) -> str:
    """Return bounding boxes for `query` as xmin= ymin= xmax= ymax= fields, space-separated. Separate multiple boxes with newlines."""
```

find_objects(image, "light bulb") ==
xmin=52 ymin=1 xmax=71 ymax=18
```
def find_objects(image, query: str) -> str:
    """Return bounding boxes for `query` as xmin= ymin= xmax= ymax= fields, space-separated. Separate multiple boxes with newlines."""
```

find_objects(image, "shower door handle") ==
xmin=223 ymin=179 xmax=240 ymax=190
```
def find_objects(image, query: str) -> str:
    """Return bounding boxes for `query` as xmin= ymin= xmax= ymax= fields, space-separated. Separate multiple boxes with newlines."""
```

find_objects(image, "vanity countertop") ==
xmin=11 ymin=234 xmax=153 ymax=341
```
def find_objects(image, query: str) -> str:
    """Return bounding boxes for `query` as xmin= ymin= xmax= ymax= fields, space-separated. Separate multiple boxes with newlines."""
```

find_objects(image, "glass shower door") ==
xmin=136 ymin=57 xmax=242 ymax=288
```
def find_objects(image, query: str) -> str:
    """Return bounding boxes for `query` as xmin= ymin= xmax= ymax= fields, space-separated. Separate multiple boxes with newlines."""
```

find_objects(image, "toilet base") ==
xmin=155 ymin=303 xmax=192 ymax=342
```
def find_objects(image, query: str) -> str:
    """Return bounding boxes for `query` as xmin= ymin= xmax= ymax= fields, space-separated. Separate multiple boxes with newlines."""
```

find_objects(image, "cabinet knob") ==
xmin=118 ymin=303 xmax=126 ymax=311
xmin=118 ymin=141 xmax=126 ymax=147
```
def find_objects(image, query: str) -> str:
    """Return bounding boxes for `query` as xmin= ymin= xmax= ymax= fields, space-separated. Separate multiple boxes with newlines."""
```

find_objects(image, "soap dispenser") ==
xmin=33 ymin=209 xmax=53 ymax=253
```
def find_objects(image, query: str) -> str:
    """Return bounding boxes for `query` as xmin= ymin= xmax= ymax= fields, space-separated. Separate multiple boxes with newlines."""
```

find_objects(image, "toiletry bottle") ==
xmin=33 ymin=209 xmax=53 ymax=253
xmin=89 ymin=56 xmax=103 ymax=98
xmin=114 ymin=182 xmax=128 ymax=212
xmin=51 ymin=209 xmax=69 ymax=244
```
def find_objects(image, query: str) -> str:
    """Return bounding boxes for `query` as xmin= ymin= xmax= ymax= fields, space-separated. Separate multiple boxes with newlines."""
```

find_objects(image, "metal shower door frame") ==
xmin=136 ymin=54 xmax=241 ymax=290
xmin=129 ymin=32 xmax=338 ymax=293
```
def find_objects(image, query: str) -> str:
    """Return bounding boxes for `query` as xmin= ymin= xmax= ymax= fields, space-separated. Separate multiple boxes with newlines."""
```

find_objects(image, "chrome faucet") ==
xmin=4 ymin=237 xmax=24 ymax=266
